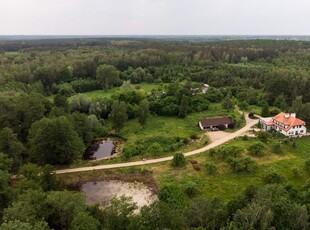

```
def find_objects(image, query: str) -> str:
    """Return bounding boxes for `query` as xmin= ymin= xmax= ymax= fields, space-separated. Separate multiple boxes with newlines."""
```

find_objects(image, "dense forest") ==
xmin=0 ymin=38 xmax=310 ymax=229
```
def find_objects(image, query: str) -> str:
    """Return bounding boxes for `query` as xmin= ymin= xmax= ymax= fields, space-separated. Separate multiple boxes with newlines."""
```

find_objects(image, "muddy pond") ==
xmin=83 ymin=138 xmax=116 ymax=160
xmin=81 ymin=180 xmax=158 ymax=209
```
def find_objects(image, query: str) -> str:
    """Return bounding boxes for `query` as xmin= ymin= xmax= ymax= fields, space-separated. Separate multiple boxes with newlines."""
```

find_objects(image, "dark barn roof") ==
xmin=199 ymin=117 xmax=232 ymax=127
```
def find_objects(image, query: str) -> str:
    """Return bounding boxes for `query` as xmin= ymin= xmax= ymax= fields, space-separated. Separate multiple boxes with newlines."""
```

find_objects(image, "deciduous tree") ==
xmin=96 ymin=64 xmax=120 ymax=89
xmin=138 ymin=99 xmax=150 ymax=125
xmin=110 ymin=101 xmax=128 ymax=133
xmin=29 ymin=117 xmax=84 ymax=164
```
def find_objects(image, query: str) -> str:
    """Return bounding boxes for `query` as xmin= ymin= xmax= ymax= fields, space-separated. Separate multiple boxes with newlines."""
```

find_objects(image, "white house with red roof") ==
xmin=260 ymin=112 xmax=307 ymax=137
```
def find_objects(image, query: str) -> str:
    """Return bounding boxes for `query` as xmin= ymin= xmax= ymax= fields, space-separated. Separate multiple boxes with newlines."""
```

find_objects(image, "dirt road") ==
xmin=56 ymin=116 xmax=258 ymax=174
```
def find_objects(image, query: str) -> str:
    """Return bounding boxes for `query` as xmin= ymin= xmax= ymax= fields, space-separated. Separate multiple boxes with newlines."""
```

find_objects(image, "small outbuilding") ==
xmin=199 ymin=117 xmax=233 ymax=130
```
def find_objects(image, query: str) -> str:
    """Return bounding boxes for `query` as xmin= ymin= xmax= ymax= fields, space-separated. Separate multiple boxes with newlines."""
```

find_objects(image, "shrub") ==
xmin=70 ymin=79 xmax=101 ymax=93
xmin=185 ymin=182 xmax=199 ymax=198
xmin=292 ymin=167 xmax=300 ymax=178
xmin=227 ymin=157 xmax=257 ymax=173
xmin=263 ymin=171 xmax=284 ymax=184
xmin=247 ymin=141 xmax=265 ymax=156
xmin=220 ymin=145 xmax=244 ymax=159
xmin=209 ymin=149 xmax=217 ymax=159
xmin=159 ymin=185 xmax=188 ymax=209
xmin=272 ymin=142 xmax=282 ymax=154
xmin=122 ymin=145 xmax=141 ymax=159
xmin=205 ymin=162 xmax=217 ymax=175
xmin=147 ymin=143 xmax=164 ymax=156
xmin=172 ymin=153 xmax=187 ymax=167
xmin=256 ymin=131 xmax=271 ymax=143
xmin=242 ymin=135 xmax=248 ymax=141
xmin=137 ymin=136 xmax=183 ymax=152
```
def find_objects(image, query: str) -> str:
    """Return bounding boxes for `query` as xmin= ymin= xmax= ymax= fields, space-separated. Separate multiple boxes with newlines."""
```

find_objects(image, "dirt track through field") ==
xmin=56 ymin=115 xmax=258 ymax=175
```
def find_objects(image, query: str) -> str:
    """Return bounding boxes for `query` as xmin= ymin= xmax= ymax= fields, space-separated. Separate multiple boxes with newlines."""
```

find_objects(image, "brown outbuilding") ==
xmin=199 ymin=117 xmax=233 ymax=130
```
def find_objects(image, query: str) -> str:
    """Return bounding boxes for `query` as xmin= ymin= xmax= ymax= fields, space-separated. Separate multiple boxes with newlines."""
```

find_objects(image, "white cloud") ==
xmin=0 ymin=0 xmax=309 ymax=35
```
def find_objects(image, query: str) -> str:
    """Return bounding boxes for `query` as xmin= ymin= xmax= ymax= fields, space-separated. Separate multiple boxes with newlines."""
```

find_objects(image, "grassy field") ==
xmin=60 ymin=135 xmax=310 ymax=204
xmin=80 ymin=83 xmax=162 ymax=99
xmin=151 ymin=136 xmax=310 ymax=201
xmin=66 ymin=103 xmax=244 ymax=169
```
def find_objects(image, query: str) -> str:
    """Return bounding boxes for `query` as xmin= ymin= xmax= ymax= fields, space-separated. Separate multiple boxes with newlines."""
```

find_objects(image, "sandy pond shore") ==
xmin=81 ymin=180 xmax=158 ymax=209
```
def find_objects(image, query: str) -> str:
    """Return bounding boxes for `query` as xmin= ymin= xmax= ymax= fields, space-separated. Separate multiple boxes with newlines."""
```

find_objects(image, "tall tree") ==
xmin=0 ymin=170 xmax=13 ymax=218
xmin=110 ymin=101 xmax=128 ymax=133
xmin=96 ymin=64 xmax=120 ymax=90
xmin=178 ymin=95 xmax=189 ymax=118
xmin=0 ymin=127 xmax=24 ymax=172
xmin=138 ymin=99 xmax=150 ymax=125
xmin=222 ymin=94 xmax=235 ymax=111
xmin=28 ymin=117 xmax=84 ymax=165
xmin=261 ymin=101 xmax=270 ymax=117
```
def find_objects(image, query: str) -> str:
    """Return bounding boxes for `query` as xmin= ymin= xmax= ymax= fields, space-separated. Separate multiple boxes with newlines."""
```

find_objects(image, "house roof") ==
xmin=199 ymin=117 xmax=233 ymax=127
xmin=266 ymin=112 xmax=305 ymax=132
xmin=260 ymin=117 xmax=272 ymax=124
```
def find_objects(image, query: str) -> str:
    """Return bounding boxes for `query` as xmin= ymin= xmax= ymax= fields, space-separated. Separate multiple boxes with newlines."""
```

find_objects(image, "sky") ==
xmin=0 ymin=0 xmax=309 ymax=35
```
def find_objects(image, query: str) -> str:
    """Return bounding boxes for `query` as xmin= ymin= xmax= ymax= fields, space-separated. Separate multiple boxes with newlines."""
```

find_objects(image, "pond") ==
xmin=84 ymin=138 xmax=116 ymax=160
xmin=81 ymin=180 xmax=158 ymax=209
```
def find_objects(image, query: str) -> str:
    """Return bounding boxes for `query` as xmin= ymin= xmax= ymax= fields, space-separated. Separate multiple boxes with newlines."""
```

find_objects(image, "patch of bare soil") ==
xmin=207 ymin=130 xmax=230 ymax=142
xmin=59 ymin=171 xmax=159 ymax=194
xmin=81 ymin=180 xmax=158 ymax=209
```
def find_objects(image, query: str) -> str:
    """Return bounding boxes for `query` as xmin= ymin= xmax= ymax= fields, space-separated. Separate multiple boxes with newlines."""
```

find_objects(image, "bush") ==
xmin=256 ymin=131 xmax=271 ymax=143
xmin=70 ymin=79 xmax=101 ymax=93
xmin=220 ymin=145 xmax=244 ymax=159
xmin=263 ymin=171 xmax=284 ymax=184
xmin=159 ymin=186 xmax=188 ymax=209
xmin=147 ymin=143 xmax=164 ymax=156
xmin=227 ymin=157 xmax=258 ymax=173
xmin=137 ymin=136 xmax=183 ymax=152
xmin=247 ymin=141 xmax=265 ymax=156
xmin=172 ymin=153 xmax=187 ymax=167
xmin=272 ymin=142 xmax=282 ymax=154
xmin=242 ymin=135 xmax=248 ymax=141
xmin=292 ymin=167 xmax=300 ymax=178
xmin=205 ymin=162 xmax=217 ymax=175
xmin=122 ymin=145 xmax=141 ymax=159
xmin=185 ymin=182 xmax=199 ymax=198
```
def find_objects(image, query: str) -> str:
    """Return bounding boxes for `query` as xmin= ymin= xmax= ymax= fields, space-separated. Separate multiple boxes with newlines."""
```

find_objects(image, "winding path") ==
xmin=56 ymin=115 xmax=258 ymax=174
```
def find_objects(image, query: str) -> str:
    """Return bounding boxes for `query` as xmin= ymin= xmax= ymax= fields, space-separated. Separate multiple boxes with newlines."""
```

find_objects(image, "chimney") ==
xmin=290 ymin=113 xmax=296 ymax=118
xmin=285 ymin=113 xmax=290 ymax=118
